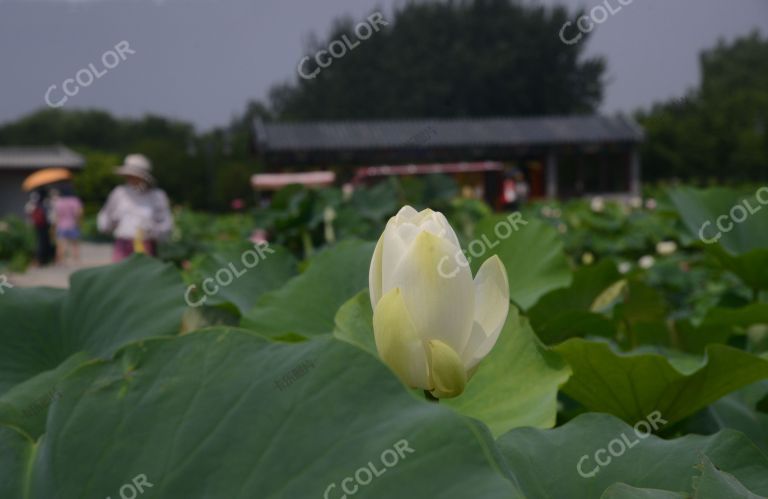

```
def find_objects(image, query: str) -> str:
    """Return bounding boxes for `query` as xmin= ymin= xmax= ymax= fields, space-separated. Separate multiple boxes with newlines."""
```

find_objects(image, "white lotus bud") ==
xmin=590 ymin=197 xmax=605 ymax=213
xmin=656 ymin=241 xmax=677 ymax=256
xmin=369 ymin=206 xmax=510 ymax=399
xmin=638 ymin=255 xmax=655 ymax=269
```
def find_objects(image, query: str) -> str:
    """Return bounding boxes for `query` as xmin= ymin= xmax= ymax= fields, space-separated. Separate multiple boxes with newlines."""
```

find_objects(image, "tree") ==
xmin=269 ymin=0 xmax=605 ymax=120
xmin=72 ymin=149 xmax=122 ymax=212
xmin=638 ymin=31 xmax=768 ymax=182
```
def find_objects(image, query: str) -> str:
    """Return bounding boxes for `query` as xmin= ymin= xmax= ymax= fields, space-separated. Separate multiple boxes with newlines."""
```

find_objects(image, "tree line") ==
xmin=0 ymin=0 xmax=765 ymax=210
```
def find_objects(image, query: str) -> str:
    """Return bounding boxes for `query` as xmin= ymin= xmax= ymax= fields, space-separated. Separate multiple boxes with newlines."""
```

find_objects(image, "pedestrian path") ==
xmin=7 ymin=242 xmax=113 ymax=288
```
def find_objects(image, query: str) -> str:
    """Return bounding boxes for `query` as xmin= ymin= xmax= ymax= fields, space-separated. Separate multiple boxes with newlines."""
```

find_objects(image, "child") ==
xmin=53 ymin=184 xmax=84 ymax=264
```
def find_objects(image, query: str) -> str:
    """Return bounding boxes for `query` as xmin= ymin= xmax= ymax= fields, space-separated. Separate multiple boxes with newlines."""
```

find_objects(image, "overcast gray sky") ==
xmin=0 ymin=0 xmax=766 ymax=131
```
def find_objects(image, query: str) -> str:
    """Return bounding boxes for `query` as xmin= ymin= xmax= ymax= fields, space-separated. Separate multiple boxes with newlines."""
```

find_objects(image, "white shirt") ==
xmin=97 ymin=185 xmax=174 ymax=240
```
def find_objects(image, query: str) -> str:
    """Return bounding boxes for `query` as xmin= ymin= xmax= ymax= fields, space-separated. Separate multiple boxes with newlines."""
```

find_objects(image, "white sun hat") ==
xmin=116 ymin=154 xmax=155 ymax=184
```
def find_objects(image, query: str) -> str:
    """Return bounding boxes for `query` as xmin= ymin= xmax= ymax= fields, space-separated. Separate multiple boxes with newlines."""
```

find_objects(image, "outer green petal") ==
xmin=373 ymin=288 xmax=430 ymax=389
xmin=427 ymin=339 xmax=467 ymax=399
xmin=388 ymin=231 xmax=475 ymax=355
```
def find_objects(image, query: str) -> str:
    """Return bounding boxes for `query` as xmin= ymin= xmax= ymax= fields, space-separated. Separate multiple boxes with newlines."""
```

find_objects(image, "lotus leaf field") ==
xmin=2 ymin=183 xmax=768 ymax=498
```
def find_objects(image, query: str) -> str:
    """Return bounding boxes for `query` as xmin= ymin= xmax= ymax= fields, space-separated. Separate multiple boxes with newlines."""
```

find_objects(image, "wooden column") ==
xmin=629 ymin=148 xmax=641 ymax=196
xmin=546 ymin=151 xmax=558 ymax=199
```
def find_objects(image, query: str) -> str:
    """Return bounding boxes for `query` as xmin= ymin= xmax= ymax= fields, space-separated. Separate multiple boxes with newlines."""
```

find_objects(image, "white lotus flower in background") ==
xmin=369 ymin=206 xmax=510 ymax=399
xmin=618 ymin=262 xmax=632 ymax=274
xmin=590 ymin=196 xmax=605 ymax=213
xmin=638 ymin=255 xmax=655 ymax=269
xmin=342 ymin=183 xmax=354 ymax=200
xmin=656 ymin=241 xmax=678 ymax=256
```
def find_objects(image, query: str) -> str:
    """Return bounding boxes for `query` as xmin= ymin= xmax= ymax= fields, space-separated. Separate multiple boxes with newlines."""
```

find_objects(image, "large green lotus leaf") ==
xmin=701 ymin=304 xmax=768 ymax=330
xmin=553 ymin=339 xmax=768 ymax=425
xmin=668 ymin=186 xmax=768 ymax=254
xmin=0 ymin=352 xmax=89 ymax=439
xmin=0 ymin=426 xmax=32 ymax=498
xmin=529 ymin=311 xmax=616 ymax=345
xmin=691 ymin=380 xmax=768 ymax=453
xmin=496 ymin=412 xmax=768 ymax=498
xmin=0 ymin=288 xmax=66 ymax=394
xmin=617 ymin=280 xmax=668 ymax=328
xmin=528 ymin=260 xmax=620 ymax=344
xmin=0 ymin=256 xmax=186 ymax=401
xmin=674 ymin=320 xmax=735 ymax=356
xmin=242 ymin=240 xmax=375 ymax=338
xmin=60 ymin=255 xmax=188 ymax=357
xmin=444 ymin=307 xmax=571 ymax=436
xmin=180 ymin=303 xmax=241 ymax=332
xmin=473 ymin=215 xmax=572 ymax=310
xmin=677 ymin=304 xmax=768 ymax=354
xmin=334 ymin=292 xmax=571 ymax=436
xmin=693 ymin=455 xmax=765 ymax=499
xmin=531 ymin=260 xmax=621 ymax=314
xmin=707 ymin=245 xmax=768 ymax=292
xmin=333 ymin=290 xmax=376 ymax=354
xmin=188 ymin=244 xmax=297 ymax=315
xmin=600 ymin=484 xmax=687 ymax=499
xmin=614 ymin=281 xmax=672 ymax=349
xmin=22 ymin=329 xmax=521 ymax=498
xmin=668 ymin=187 xmax=768 ymax=290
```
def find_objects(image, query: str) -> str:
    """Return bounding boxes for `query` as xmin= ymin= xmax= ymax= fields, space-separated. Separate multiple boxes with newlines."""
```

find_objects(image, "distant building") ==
xmin=252 ymin=115 xmax=643 ymax=205
xmin=0 ymin=146 xmax=85 ymax=217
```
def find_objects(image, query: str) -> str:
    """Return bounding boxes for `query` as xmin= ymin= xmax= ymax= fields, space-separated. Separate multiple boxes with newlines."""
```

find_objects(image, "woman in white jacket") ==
xmin=97 ymin=154 xmax=174 ymax=262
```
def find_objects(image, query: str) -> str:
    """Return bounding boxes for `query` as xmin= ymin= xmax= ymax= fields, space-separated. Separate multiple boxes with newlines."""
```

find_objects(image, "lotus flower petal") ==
xmin=426 ymin=339 xmax=467 ymax=399
xmin=373 ymin=288 xmax=430 ymax=389
xmin=389 ymin=231 xmax=474 ymax=354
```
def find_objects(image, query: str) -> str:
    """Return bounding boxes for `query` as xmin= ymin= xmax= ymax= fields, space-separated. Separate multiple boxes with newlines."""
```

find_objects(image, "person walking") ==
xmin=25 ymin=188 xmax=55 ymax=266
xmin=52 ymin=184 xmax=84 ymax=264
xmin=97 ymin=154 xmax=174 ymax=262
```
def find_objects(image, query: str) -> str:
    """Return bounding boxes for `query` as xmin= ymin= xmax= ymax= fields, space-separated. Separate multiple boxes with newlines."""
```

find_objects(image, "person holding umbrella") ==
xmin=22 ymin=168 xmax=73 ymax=266
xmin=97 ymin=154 xmax=174 ymax=262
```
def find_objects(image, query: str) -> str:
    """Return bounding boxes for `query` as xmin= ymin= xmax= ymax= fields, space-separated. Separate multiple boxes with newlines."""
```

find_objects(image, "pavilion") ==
xmin=252 ymin=115 xmax=643 ymax=202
